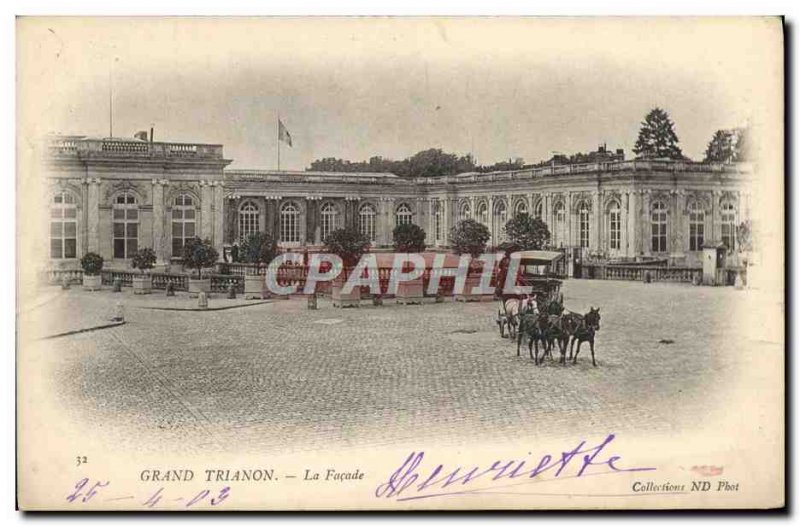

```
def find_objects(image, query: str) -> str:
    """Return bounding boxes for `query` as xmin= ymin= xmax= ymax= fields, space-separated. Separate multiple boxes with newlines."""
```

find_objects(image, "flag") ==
xmin=278 ymin=119 xmax=292 ymax=147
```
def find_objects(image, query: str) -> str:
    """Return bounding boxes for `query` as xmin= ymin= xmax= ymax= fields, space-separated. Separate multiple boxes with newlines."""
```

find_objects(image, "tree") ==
xmin=240 ymin=231 xmax=278 ymax=270
xmin=449 ymin=219 xmax=490 ymax=258
xmin=181 ymin=237 xmax=219 ymax=279
xmin=131 ymin=247 xmax=157 ymax=273
xmin=393 ymin=223 xmax=427 ymax=253
xmin=704 ymin=130 xmax=736 ymax=163
xmin=324 ymin=227 xmax=371 ymax=267
xmin=504 ymin=213 xmax=551 ymax=250
xmin=633 ymin=108 xmax=684 ymax=160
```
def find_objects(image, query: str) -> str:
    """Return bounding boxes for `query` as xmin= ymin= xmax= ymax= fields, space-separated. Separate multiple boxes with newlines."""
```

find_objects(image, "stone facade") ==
xmin=43 ymin=135 xmax=752 ymax=271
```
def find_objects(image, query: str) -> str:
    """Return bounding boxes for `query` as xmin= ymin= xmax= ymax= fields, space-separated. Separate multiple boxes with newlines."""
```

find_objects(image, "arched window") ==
xmin=171 ymin=194 xmax=196 ymax=256
xmin=433 ymin=200 xmax=443 ymax=242
xmin=395 ymin=203 xmax=413 ymax=227
xmin=50 ymin=191 xmax=77 ymax=259
xmin=651 ymin=200 xmax=668 ymax=253
xmin=238 ymin=200 xmax=260 ymax=243
xmin=533 ymin=201 xmax=543 ymax=220
xmin=459 ymin=202 xmax=471 ymax=221
xmin=688 ymin=200 xmax=705 ymax=251
xmin=515 ymin=200 xmax=528 ymax=217
xmin=476 ymin=201 xmax=488 ymax=225
xmin=494 ymin=200 xmax=508 ymax=242
xmin=578 ymin=201 xmax=590 ymax=249
xmin=113 ymin=192 xmax=139 ymax=259
xmin=281 ymin=201 xmax=300 ymax=244
xmin=553 ymin=202 xmax=566 ymax=247
xmin=320 ymin=202 xmax=338 ymax=241
xmin=359 ymin=203 xmax=376 ymax=242
xmin=608 ymin=201 xmax=621 ymax=251
xmin=721 ymin=200 xmax=737 ymax=250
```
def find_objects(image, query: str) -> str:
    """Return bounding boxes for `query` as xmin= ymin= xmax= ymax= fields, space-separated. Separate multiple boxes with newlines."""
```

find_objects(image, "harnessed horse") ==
xmin=497 ymin=296 xmax=536 ymax=340
xmin=568 ymin=307 xmax=601 ymax=366
xmin=516 ymin=310 xmax=550 ymax=364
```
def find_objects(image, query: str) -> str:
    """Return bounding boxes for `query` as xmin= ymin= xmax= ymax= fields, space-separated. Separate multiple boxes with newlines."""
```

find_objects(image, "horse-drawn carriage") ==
xmin=496 ymin=250 xmax=564 ymax=338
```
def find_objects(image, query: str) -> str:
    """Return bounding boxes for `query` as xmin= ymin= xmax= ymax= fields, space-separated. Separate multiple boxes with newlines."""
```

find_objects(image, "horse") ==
xmin=569 ymin=307 xmax=601 ymax=367
xmin=516 ymin=310 xmax=550 ymax=364
xmin=497 ymin=296 xmax=536 ymax=340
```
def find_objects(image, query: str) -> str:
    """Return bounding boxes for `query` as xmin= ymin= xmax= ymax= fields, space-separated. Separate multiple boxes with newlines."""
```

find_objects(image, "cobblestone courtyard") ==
xmin=23 ymin=279 xmax=769 ymax=455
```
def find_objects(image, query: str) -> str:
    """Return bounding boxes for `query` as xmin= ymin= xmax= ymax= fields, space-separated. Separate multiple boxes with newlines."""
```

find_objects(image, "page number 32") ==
xmin=76 ymin=456 xmax=88 ymax=466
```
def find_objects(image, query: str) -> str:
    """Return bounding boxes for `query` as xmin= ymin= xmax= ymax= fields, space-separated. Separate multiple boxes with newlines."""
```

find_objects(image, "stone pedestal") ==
xmin=396 ymin=278 xmax=424 ymax=305
xmin=244 ymin=274 xmax=265 ymax=299
xmin=188 ymin=278 xmax=211 ymax=295
xmin=82 ymin=274 xmax=102 ymax=291
xmin=332 ymin=281 xmax=360 ymax=308
xmin=132 ymin=275 xmax=153 ymax=295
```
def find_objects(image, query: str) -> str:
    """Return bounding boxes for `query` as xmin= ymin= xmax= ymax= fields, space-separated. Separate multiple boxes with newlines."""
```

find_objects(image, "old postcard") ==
xmin=16 ymin=17 xmax=784 ymax=510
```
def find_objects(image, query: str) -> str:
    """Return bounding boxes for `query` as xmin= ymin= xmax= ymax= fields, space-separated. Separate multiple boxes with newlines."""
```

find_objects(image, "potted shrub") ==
xmin=240 ymin=232 xmax=278 ymax=299
xmin=80 ymin=252 xmax=104 ymax=291
xmin=449 ymin=219 xmax=492 ymax=302
xmin=131 ymin=247 xmax=157 ymax=295
xmin=325 ymin=227 xmax=370 ymax=308
xmin=392 ymin=223 xmax=427 ymax=304
xmin=180 ymin=237 xmax=219 ymax=295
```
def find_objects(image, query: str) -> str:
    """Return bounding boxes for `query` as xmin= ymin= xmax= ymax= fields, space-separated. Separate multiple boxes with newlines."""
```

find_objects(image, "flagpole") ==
xmin=277 ymin=115 xmax=281 ymax=171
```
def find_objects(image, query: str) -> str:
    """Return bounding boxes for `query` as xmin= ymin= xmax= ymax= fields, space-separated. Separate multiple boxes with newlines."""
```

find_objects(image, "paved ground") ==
xmin=24 ymin=280 xmax=763 ymax=455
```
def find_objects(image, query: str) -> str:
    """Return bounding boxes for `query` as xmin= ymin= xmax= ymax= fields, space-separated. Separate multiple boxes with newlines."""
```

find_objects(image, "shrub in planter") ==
xmin=241 ymin=232 xmax=278 ymax=299
xmin=131 ymin=247 xmax=157 ymax=295
xmin=392 ymin=223 xmax=427 ymax=253
xmin=450 ymin=220 xmax=493 ymax=302
xmin=325 ymin=227 xmax=371 ymax=307
xmin=181 ymin=237 xmax=219 ymax=294
xmin=80 ymin=252 xmax=104 ymax=291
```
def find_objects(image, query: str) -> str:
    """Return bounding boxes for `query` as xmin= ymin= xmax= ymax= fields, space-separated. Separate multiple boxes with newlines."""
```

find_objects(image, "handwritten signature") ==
xmin=375 ymin=433 xmax=656 ymax=501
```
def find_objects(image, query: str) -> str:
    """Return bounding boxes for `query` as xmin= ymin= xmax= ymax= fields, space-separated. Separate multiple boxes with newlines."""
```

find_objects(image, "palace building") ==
xmin=42 ymin=134 xmax=752 ymax=272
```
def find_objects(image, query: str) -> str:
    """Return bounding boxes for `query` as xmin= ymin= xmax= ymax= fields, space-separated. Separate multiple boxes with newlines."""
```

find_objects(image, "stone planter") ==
xmin=82 ymin=274 xmax=102 ymax=291
xmin=455 ymin=274 xmax=494 ymax=302
xmin=396 ymin=278 xmax=424 ymax=305
xmin=244 ymin=274 xmax=265 ymax=299
xmin=332 ymin=280 xmax=360 ymax=308
xmin=188 ymin=278 xmax=211 ymax=295
xmin=132 ymin=274 xmax=153 ymax=295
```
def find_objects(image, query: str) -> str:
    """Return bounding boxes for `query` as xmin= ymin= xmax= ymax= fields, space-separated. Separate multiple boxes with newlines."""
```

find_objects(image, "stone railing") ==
xmin=210 ymin=274 xmax=244 ymax=293
xmin=47 ymin=137 xmax=225 ymax=160
xmin=43 ymin=268 xmax=84 ymax=284
xmin=584 ymin=264 xmax=702 ymax=283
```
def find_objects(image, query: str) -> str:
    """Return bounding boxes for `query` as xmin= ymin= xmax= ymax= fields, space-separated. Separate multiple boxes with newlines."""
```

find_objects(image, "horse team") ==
xmin=496 ymin=295 xmax=601 ymax=367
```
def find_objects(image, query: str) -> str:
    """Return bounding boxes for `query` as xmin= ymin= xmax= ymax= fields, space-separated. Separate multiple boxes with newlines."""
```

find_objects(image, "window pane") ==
xmin=172 ymin=239 xmax=183 ymax=256
xmin=50 ymin=208 xmax=62 ymax=219
xmin=50 ymin=239 xmax=62 ymax=259
xmin=172 ymin=209 xmax=182 ymax=219
xmin=127 ymin=239 xmax=138 ymax=256
xmin=172 ymin=222 xmax=183 ymax=237
xmin=114 ymin=223 xmax=125 ymax=237
xmin=64 ymin=207 xmax=77 ymax=219
xmin=127 ymin=195 xmax=136 ymax=204
xmin=64 ymin=222 xmax=77 ymax=237
xmin=53 ymin=194 xmax=62 ymax=204
xmin=185 ymin=222 xmax=195 ymax=237
xmin=114 ymin=239 xmax=126 ymax=259
xmin=50 ymin=222 xmax=62 ymax=237
xmin=63 ymin=194 xmax=74 ymax=204
xmin=184 ymin=209 xmax=195 ymax=220
xmin=127 ymin=209 xmax=139 ymax=220
xmin=126 ymin=223 xmax=138 ymax=238
xmin=114 ymin=209 xmax=125 ymax=219
xmin=64 ymin=239 xmax=76 ymax=259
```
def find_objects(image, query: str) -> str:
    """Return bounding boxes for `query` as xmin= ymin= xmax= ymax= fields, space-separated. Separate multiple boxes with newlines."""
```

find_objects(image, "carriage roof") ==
xmin=514 ymin=250 xmax=564 ymax=265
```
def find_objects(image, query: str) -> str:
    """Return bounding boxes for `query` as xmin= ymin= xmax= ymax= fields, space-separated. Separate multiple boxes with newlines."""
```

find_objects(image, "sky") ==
xmin=18 ymin=17 xmax=781 ymax=170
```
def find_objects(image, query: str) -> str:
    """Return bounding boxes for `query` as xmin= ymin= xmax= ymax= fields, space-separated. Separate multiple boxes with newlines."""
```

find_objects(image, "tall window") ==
xmin=459 ymin=202 xmax=471 ymax=221
xmin=113 ymin=192 xmax=139 ymax=259
xmin=238 ymin=200 xmax=260 ymax=243
xmin=651 ymin=200 xmax=668 ymax=253
xmin=50 ymin=191 xmax=77 ymax=259
xmin=320 ymin=202 xmax=338 ymax=241
xmin=172 ymin=194 xmax=196 ymax=256
xmin=281 ymin=201 xmax=300 ymax=243
xmin=721 ymin=201 xmax=736 ymax=250
xmin=533 ymin=201 xmax=543 ymax=220
xmin=494 ymin=200 xmax=508 ymax=242
xmin=433 ymin=200 xmax=443 ymax=242
xmin=608 ymin=202 xmax=621 ymax=251
xmin=578 ymin=202 xmax=590 ymax=249
xmin=515 ymin=200 xmax=528 ymax=217
xmin=688 ymin=200 xmax=705 ymax=251
xmin=553 ymin=202 xmax=565 ymax=247
xmin=359 ymin=203 xmax=376 ymax=242
xmin=395 ymin=203 xmax=413 ymax=227
xmin=477 ymin=201 xmax=488 ymax=225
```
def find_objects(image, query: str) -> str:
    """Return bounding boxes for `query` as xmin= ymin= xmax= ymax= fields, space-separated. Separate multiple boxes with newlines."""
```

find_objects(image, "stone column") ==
xmin=306 ymin=198 xmax=317 ymax=245
xmin=566 ymin=193 xmax=573 ymax=248
xmin=641 ymin=190 xmax=651 ymax=256
xmin=151 ymin=179 xmax=167 ymax=264
xmin=86 ymin=178 xmax=100 ymax=254
xmin=212 ymin=183 xmax=225 ymax=257
xmin=201 ymin=181 xmax=213 ymax=242
xmin=627 ymin=190 xmax=639 ymax=257
xmin=711 ymin=190 xmax=721 ymax=244
xmin=591 ymin=190 xmax=601 ymax=252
